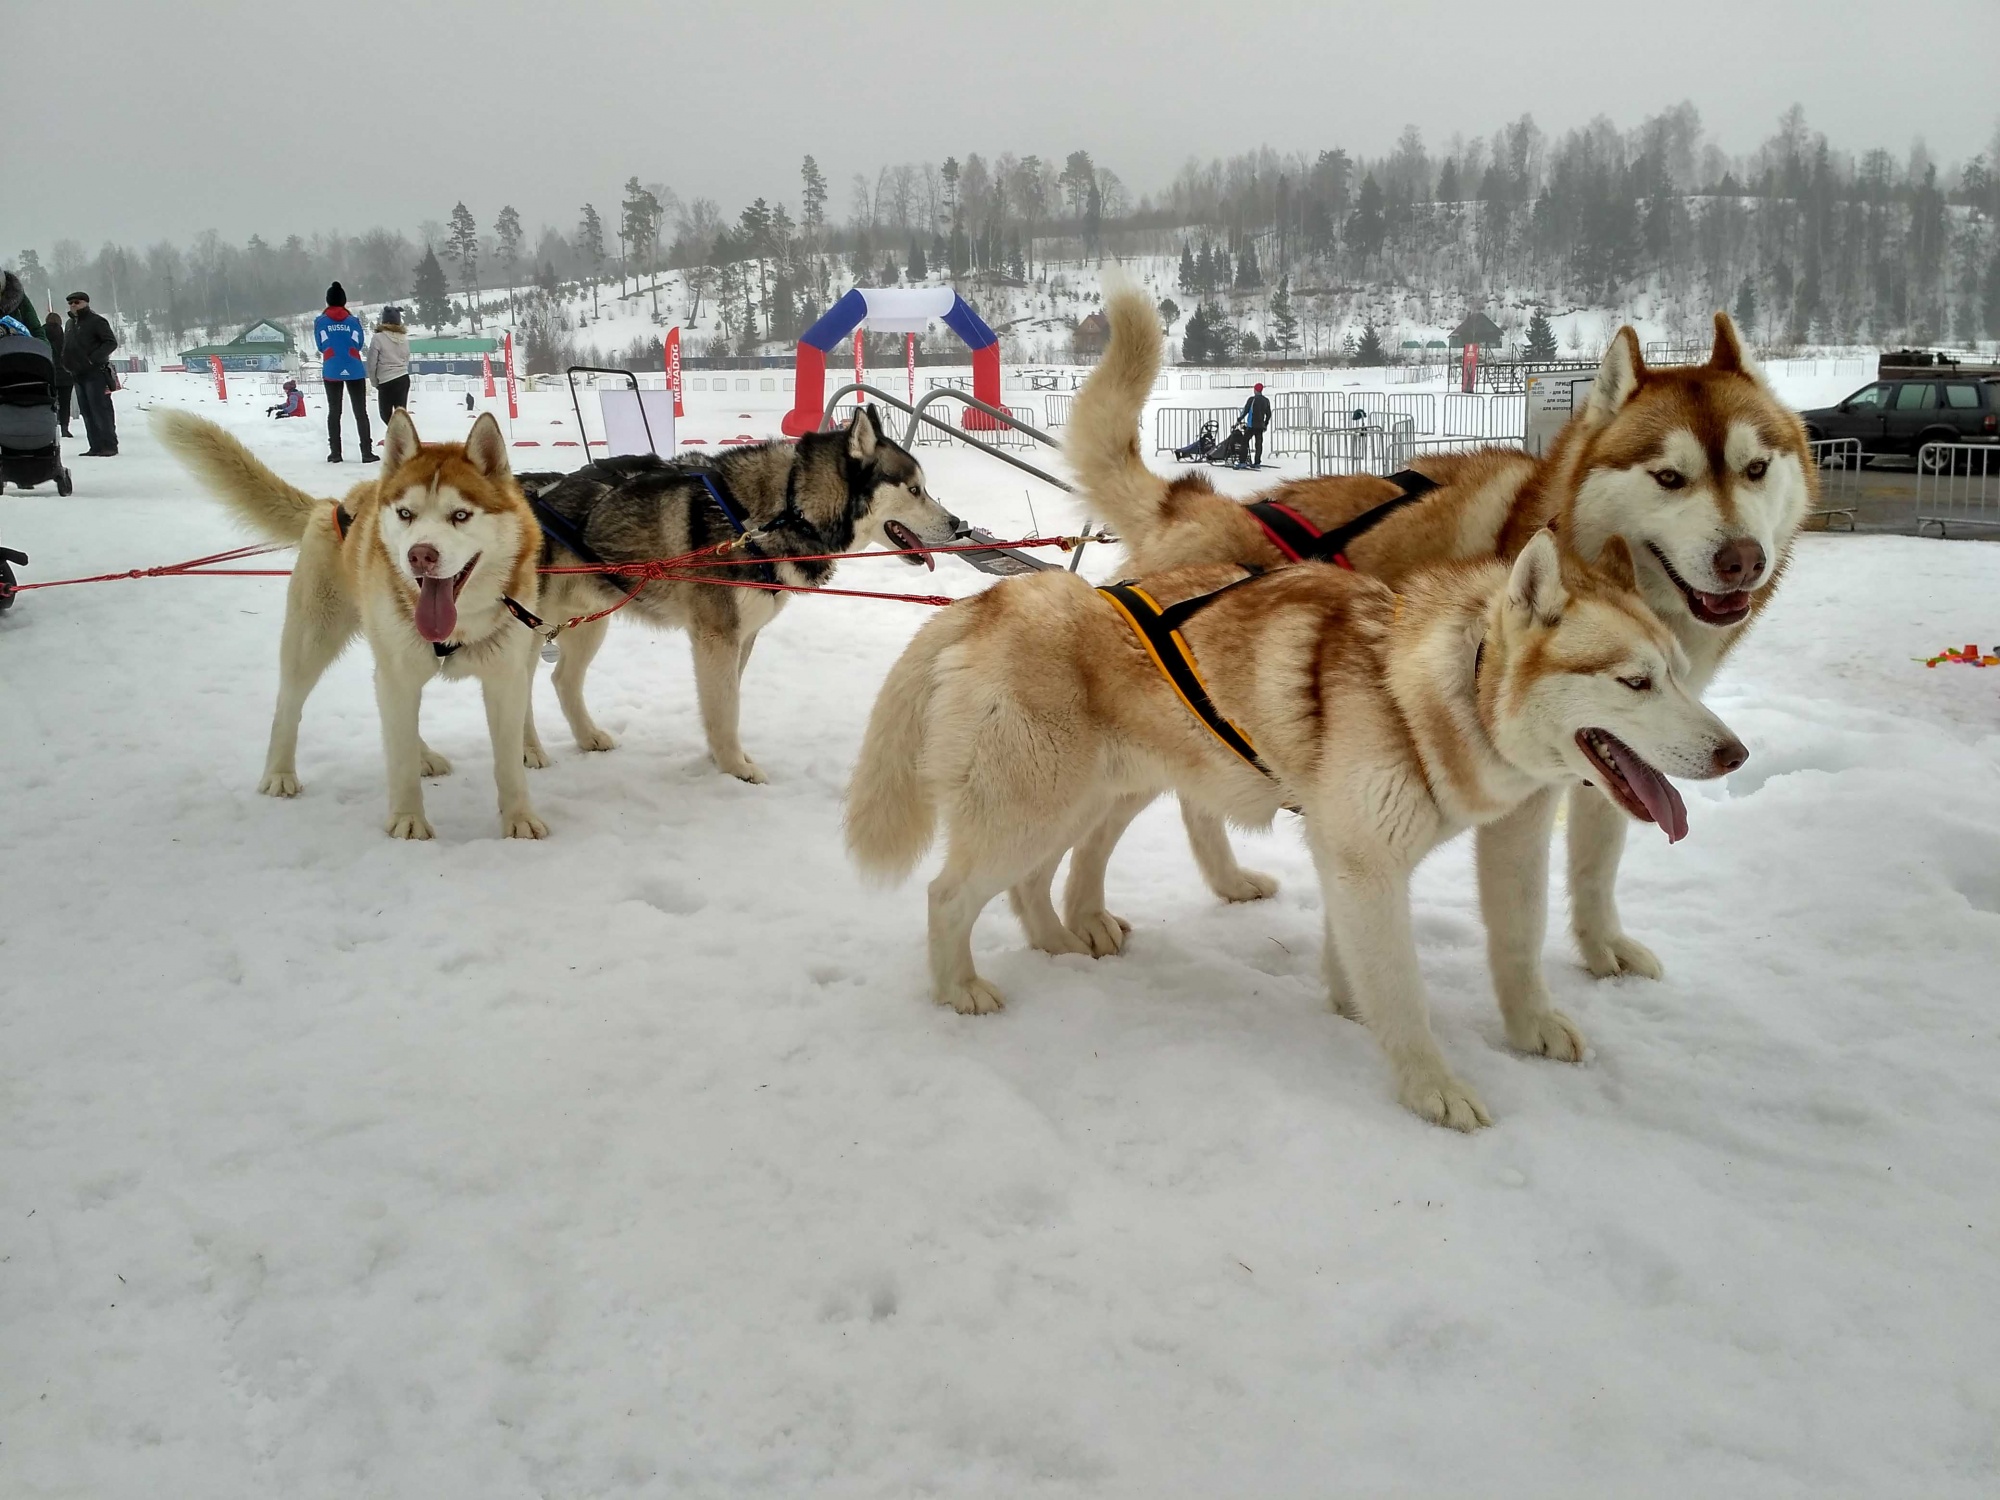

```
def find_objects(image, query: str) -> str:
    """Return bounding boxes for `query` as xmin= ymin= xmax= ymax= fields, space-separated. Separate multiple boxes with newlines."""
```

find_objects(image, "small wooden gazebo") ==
xmin=1447 ymin=311 xmax=1505 ymax=352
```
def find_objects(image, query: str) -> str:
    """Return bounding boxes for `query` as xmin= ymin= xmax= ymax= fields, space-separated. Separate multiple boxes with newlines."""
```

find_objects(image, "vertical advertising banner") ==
xmin=907 ymin=333 xmax=916 ymax=406
xmin=211 ymin=356 xmax=227 ymax=401
xmin=482 ymin=353 xmax=496 ymax=398
xmin=502 ymin=333 xmax=519 ymax=420
xmin=666 ymin=326 xmax=683 ymax=417
xmin=1461 ymin=342 xmax=1479 ymax=394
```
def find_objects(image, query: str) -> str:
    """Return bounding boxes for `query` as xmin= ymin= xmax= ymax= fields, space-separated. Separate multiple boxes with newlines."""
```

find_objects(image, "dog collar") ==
xmin=432 ymin=595 xmax=543 ymax=657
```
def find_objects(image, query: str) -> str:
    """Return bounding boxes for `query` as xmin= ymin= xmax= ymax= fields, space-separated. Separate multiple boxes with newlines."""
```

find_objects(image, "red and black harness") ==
xmin=1243 ymin=467 xmax=1438 ymax=569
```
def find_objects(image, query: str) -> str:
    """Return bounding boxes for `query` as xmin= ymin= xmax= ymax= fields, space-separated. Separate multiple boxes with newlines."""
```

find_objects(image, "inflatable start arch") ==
xmin=780 ymin=286 xmax=1001 ymax=436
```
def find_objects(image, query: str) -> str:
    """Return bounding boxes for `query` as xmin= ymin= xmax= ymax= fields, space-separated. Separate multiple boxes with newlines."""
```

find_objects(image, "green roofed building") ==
xmin=179 ymin=319 xmax=297 ymax=372
xmin=410 ymin=335 xmax=504 ymax=376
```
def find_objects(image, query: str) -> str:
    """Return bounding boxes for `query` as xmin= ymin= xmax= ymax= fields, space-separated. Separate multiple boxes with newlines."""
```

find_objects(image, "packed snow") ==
xmin=3 ymin=373 xmax=1998 ymax=1497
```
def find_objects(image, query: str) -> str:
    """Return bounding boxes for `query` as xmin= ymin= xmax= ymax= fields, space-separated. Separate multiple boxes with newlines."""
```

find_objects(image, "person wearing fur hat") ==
xmin=313 ymin=281 xmax=374 ymax=463
xmin=366 ymin=306 xmax=411 ymax=424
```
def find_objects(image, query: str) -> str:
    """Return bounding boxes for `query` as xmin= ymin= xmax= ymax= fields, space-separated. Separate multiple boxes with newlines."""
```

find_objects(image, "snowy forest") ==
xmin=17 ymin=103 xmax=2000 ymax=362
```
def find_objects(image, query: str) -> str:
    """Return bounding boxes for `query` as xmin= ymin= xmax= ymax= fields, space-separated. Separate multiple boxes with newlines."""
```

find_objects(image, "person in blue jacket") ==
xmin=313 ymin=281 xmax=375 ymax=463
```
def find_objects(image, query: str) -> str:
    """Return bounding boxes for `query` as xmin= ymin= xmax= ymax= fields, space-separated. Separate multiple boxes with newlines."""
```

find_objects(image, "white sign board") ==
xmin=598 ymin=388 xmax=677 ymax=457
xmin=1523 ymin=372 xmax=1595 ymax=458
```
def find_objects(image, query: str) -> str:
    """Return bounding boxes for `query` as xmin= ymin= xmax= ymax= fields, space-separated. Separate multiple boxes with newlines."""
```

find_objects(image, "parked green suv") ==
xmin=1799 ymin=377 xmax=1999 ymax=470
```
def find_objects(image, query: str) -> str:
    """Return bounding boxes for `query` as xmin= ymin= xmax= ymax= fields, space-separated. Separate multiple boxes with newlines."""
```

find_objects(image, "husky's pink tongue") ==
xmin=415 ymin=576 xmax=458 ymax=643
xmin=1607 ymin=738 xmax=1689 ymax=843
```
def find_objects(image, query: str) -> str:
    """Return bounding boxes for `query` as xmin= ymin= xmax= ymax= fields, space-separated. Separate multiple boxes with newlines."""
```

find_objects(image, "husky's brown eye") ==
xmin=396 ymin=507 xmax=414 ymax=522
xmin=1618 ymin=675 xmax=1653 ymax=692
xmin=1652 ymin=469 xmax=1685 ymax=491
xmin=1745 ymin=459 xmax=1768 ymax=480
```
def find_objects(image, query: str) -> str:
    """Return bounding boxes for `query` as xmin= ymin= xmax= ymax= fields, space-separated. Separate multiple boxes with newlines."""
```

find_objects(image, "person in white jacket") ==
xmin=365 ymin=307 xmax=412 ymax=424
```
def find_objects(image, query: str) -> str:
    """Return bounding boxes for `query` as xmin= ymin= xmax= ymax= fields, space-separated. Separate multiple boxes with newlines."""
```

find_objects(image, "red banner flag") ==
xmin=503 ymin=333 xmax=519 ymax=420
xmin=666 ymin=326 xmax=683 ymax=418
xmin=854 ymin=329 xmax=864 ymax=395
xmin=1460 ymin=341 xmax=1479 ymax=394
xmin=482 ymin=352 xmax=496 ymax=398
xmin=906 ymin=333 xmax=916 ymax=405
xmin=210 ymin=355 xmax=227 ymax=401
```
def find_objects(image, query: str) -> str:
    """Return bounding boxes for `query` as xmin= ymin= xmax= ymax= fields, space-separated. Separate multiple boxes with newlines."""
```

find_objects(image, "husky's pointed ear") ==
xmin=1584 ymin=326 xmax=1645 ymax=426
xmin=1710 ymin=310 xmax=1744 ymax=372
xmin=463 ymin=412 xmax=509 ymax=480
xmin=846 ymin=405 xmax=879 ymax=464
xmin=380 ymin=410 xmax=421 ymax=477
xmin=1507 ymin=528 xmax=1569 ymax=626
xmin=1597 ymin=534 xmax=1638 ymax=593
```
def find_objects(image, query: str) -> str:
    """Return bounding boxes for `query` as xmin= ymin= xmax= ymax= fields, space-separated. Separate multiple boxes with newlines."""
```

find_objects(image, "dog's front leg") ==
xmin=550 ymin=615 xmax=616 ymax=752
xmin=690 ymin=629 xmax=764 ymax=783
xmin=1307 ymin=828 xmax=1490 ymax=1131
xmin=482 ymin=649 xmax=548 ymax=839
xmin=374 ymin=660 xmax=433 ymax=840
xmin=1477 ymin=788 xmax=1586 ymax=1062
xmin=1567 ymin=782 xmax=1663 ymax=979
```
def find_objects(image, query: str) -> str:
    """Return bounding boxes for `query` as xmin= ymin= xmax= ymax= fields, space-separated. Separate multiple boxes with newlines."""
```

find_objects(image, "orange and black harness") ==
xmin=332 ymin=502 xmax=543 ymax=657
xmin=1097 ymin=472 xmax=1439 ymax=782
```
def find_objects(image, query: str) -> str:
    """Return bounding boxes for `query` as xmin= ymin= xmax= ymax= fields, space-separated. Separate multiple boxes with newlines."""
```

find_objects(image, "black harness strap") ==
xmin=1245 ymin=468 xmax=1439 ymax=569
xmin=1097 ymin=574 xmax=1275 ymax=780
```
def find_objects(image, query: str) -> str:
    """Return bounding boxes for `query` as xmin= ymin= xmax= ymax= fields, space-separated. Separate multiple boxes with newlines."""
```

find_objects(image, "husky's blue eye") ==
xmin=1619 ymin=675 xmax=1653 ymax=692
xmin=396 ymin=507 xmax=414 ymax=522
xmin=1652 ymin=470 xmax=1685 ymax=491
xmin=1745 ymin=459 xmax=1768 ymax=480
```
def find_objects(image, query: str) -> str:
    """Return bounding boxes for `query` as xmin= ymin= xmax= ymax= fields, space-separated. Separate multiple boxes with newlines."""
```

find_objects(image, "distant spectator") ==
xmin=366 ymin=305 xmax=411 ymax=424
xmin=61 ymin=291 xmax=119 ymax=456
xmin=1240 ymin=382 xmax=1272 ymax=467
xmin=45 ymin=313 xmax=73 ymax=436
xmin=266 ymin=378 xmax=306 ymax=419
xmin=314 ymin=281 xmax=375 ymax=463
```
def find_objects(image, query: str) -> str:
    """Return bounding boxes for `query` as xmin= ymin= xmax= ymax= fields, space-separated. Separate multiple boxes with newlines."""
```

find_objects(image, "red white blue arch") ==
xmin=781 ymin=287 xmax=1002 ymax=436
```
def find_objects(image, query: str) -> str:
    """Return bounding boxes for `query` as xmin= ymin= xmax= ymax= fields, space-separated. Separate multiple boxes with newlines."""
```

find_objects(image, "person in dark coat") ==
xmin=61 ymin=292 xmax=120 ymax=456
xmin=1239 ymin=382 xmax=1272 ymax=467
xmin=45 ymin=313 xmax=73 ymax=436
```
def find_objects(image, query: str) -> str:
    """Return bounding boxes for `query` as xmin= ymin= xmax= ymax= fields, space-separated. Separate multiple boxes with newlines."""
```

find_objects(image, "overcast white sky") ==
xmin=15 ymin=0 xmax=1999 ymax=253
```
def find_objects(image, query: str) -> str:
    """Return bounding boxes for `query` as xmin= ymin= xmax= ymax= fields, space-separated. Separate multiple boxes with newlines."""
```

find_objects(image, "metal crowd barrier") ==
xmin=1042 ymin=393 xmax=1074 ymax=430
xmin=1915 ymin=444 xmax=2000 ymax=537
xmin=1155 ymin=406 xmax=1240 ymax=454
xmin=1309 ymin=419 xmax=1416 ymax=478
xmin=1807 ymin=438 xmax=1863 ymax=530
xmin=1442 ymin=393 xmax=1526 ymax=440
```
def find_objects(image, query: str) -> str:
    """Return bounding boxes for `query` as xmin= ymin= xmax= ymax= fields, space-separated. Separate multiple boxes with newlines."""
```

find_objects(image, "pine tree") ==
xmin=446 ymin=202 xmax=481 ymax=328
xmin=1270 ymin=275 xmax=1298 ymax=354
xmin=1234 ymin=240 xmax=1262 ymax=290
xmin=907 ymin=237 xmax=927 ymax=281
xmin=1348 ymin=174 xmax=1387 ymax=261
xmin=1178 ymin=242 xmax=1198 ymax=295
xmin=1181 ymin=302 xmax=1216 ymax=365
xmin=493 ymin=205 xmax=523 ymax=317
xmin=1733 ymin=277 xmax=1760 ymax=342
xmin=1157 ymin=297 xmax=1181 ymax=330
xmin=576 ymin=204 xmax=605 ymax=318
xmin=1984 ymin=249 xmax=2000 ymax=340
xmin=1524 ymin=307 xmax=1558 ymax=360
xmin=413 ymin=245 xmax=452 ymax=333
xmin=1356 ymin=322 xmax=1385 ymax=364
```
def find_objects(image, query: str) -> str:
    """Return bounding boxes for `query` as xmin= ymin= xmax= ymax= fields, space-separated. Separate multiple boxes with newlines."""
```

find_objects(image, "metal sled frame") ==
xmin=565 ymin=365 xmax=661 ymax=457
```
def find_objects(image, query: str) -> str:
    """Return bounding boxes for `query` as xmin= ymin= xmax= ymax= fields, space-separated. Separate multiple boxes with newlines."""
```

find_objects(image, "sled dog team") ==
xmin=156 ymin=285 xmax=1813 ymax=1130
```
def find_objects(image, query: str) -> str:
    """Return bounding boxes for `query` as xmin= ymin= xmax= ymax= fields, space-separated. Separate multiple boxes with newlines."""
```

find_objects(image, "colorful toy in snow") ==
xmin=1922 ymin=644 xmax=2000 ymax=668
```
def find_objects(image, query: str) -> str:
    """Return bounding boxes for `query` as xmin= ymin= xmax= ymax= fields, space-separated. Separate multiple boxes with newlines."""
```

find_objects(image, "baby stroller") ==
xmin=1207 ymin=417 xmax=1253 ymax=468
xmin=0 ymin=326 xmax=72 ymax=497
xmin=1173 ymin=419 xmax=1218 ymax=463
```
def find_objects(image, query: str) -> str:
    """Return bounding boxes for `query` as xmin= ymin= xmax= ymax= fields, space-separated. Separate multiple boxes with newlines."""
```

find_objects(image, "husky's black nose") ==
xmin=1711 ymin=537 xmax=1765 ymax=588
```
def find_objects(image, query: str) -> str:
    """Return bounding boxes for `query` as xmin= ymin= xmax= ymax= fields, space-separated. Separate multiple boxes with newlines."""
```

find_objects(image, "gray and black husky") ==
xmin=521 ymin=407 xmax=958 ymax=782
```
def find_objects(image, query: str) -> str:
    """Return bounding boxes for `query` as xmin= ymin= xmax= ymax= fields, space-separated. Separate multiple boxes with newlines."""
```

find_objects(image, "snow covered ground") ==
xmin=3 ymin=375 xmax=1999 ymax=1497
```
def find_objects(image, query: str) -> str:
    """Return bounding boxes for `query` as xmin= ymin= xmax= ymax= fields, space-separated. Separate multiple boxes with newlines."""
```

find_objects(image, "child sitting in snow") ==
xmin=266 ymin=379 xmax=305 ymax=419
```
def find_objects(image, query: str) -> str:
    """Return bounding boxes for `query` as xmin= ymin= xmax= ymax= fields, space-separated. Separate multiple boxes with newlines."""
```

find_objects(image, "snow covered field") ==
xmin=3 ymin=375 xmax=1999 ymax=1497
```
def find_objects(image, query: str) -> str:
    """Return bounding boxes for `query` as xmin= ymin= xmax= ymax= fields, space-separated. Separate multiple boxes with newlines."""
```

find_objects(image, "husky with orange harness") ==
xmin=845 ymin=532 xmax=1746 ymax=1131
xmin=153 ymin=408 xmax=549 ymax=841
xmin=1064 ymin=281 xmax=1813 ymax=984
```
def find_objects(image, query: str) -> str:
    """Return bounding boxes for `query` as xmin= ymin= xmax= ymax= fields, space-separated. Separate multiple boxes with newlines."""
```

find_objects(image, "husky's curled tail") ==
xmin=152 ymin=410 xmax=328 ymax=545
xmin=1066 ymin=280 xmax=1177 ymax=541
xmin=844 ymin=606 xmax=981 ymax=881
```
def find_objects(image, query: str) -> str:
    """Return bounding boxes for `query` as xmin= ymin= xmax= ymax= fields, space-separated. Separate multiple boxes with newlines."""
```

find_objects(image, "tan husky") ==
xmin=846 ymin=532 xmax=1746 ymax=1129
xmin=155 ymin=409 xmax=548 ymax=841
xmin=1065 ymin=283 xmax=1812 ymax=981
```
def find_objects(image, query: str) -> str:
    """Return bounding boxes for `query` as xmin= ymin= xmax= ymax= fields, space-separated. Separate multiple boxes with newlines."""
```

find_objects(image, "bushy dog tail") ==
xmin=151 ymin=410 xmax=327 ymax=545
xmin=845 ymin=608 xmax=969 ymax=881
xmin=1067 ymin=279 xmax=1168 ymax=541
